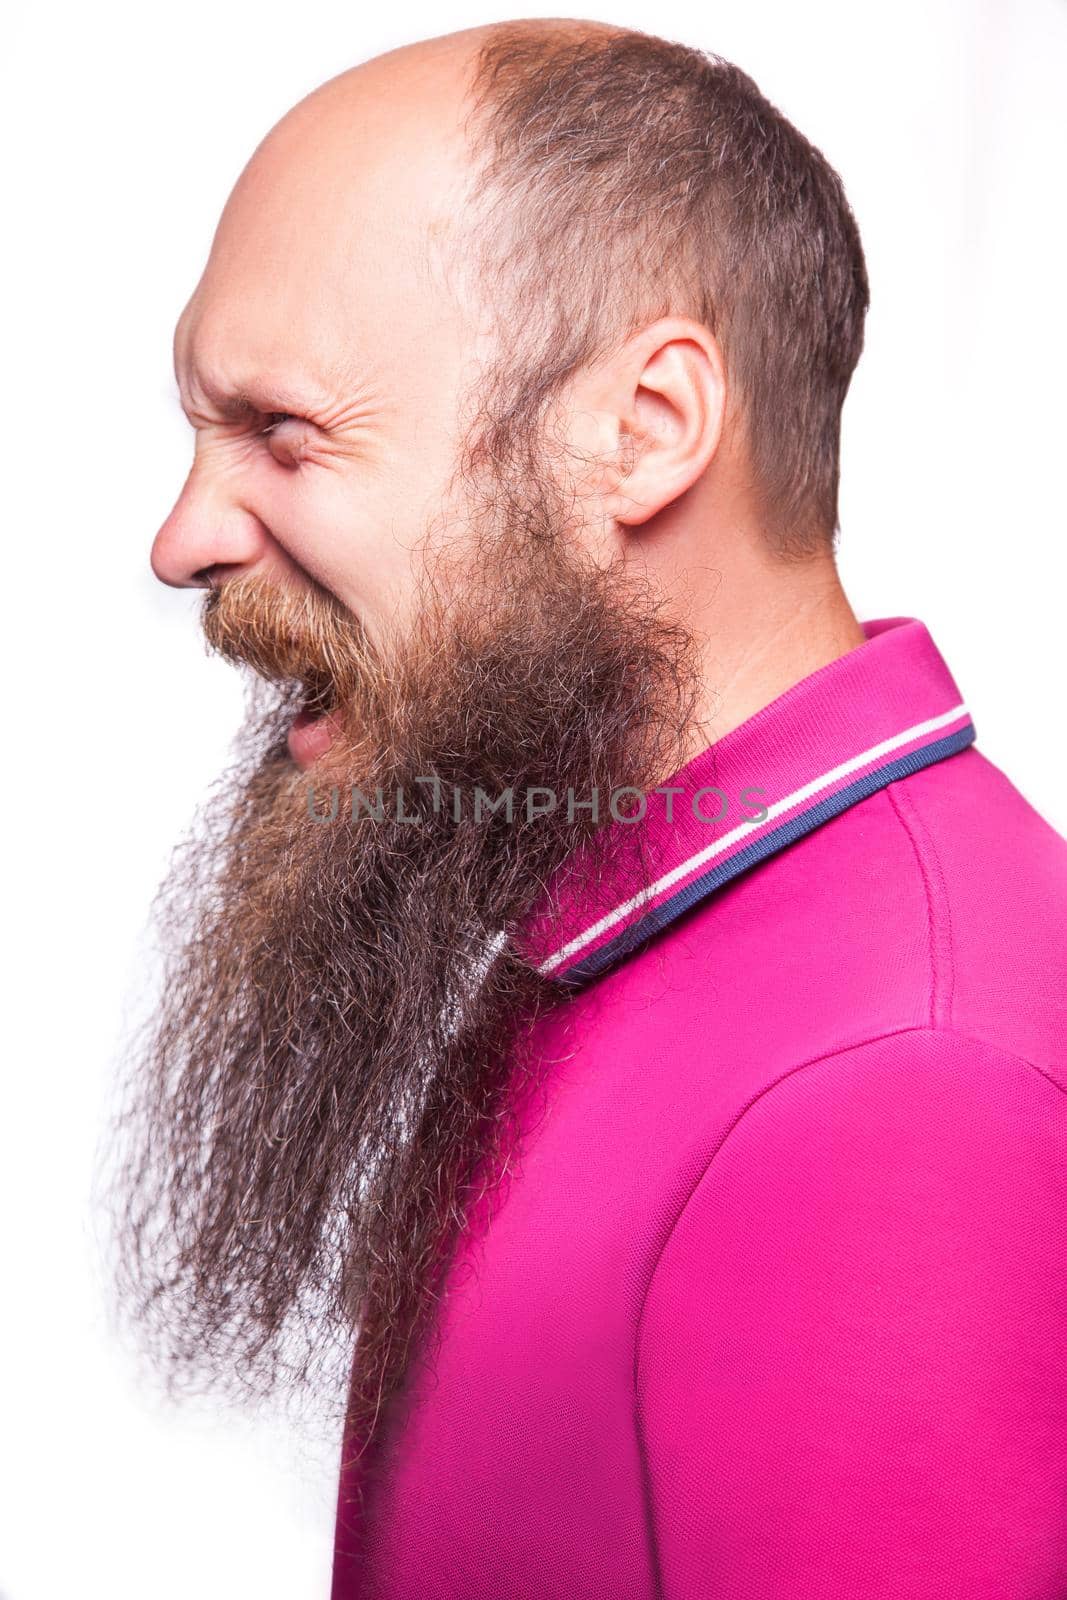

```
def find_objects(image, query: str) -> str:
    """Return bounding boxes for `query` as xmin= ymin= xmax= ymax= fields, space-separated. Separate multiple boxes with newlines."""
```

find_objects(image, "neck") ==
xmin=677 ymin=552 xmax=866 ymax=765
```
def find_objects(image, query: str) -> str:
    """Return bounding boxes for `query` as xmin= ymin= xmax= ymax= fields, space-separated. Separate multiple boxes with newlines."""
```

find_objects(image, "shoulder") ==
xmin=885 ymin=756 xmax=1067 ymax=1056
xmin=636 ymin=1027 xmax=1067 ymax=1395
xmin=634 ymin=1026 xmax=1067 ymax=1596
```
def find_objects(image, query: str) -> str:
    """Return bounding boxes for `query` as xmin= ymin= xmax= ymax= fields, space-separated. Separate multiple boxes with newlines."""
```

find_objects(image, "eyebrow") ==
xmin=175 ymin=365 xmax=326 ymax=423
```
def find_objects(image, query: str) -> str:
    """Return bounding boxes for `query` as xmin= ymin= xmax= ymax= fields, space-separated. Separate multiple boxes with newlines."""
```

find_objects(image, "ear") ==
xmin=606 ymin=317 xmax=727 ymax=527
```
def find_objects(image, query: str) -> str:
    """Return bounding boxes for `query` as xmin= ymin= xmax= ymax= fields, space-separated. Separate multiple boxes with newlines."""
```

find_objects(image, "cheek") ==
xmin=254 ymin=469 xmax=427 ymax=648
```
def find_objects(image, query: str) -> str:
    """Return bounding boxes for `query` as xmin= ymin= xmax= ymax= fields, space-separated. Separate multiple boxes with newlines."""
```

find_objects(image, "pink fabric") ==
xmin=332 ymin=617 xmax=1067 ymax=1598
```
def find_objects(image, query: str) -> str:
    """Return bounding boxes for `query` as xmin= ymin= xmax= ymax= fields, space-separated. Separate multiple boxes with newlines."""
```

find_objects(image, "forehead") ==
xmin=174 ymin=68 xmax=473 ymax=414
xmin=173 ymin=299 xmax=349 ymax=421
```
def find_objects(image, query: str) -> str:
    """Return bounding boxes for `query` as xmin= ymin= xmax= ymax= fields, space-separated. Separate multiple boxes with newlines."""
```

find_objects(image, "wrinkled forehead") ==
xmin=175 ymin=56 xmax=477 ymax=407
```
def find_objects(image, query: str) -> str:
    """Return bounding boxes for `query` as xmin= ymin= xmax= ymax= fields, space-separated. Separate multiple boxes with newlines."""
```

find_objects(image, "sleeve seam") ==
xmin=632 ymin=1024 xmax=1065 ymax=1396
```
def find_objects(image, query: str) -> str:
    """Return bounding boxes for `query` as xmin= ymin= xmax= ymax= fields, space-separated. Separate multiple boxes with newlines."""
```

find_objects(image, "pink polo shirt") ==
xmin=331 ymin=616 xmax=1067 ymax=1599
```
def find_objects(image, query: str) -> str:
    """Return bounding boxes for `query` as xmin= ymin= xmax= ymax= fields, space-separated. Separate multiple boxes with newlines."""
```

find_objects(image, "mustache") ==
xmin=200 ymin=571 xmax=375 ymax=713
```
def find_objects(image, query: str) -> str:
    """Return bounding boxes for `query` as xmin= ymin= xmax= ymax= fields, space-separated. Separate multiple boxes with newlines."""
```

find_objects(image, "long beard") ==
xmin=102 ymin=478 xmax=701 ymax=1466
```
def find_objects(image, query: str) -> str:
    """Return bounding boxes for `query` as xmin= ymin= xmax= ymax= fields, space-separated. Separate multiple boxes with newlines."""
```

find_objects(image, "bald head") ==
xmin=155 ymin=9 xmax=870 ymax=673
xmin=157 ymin=19 xmax=659 ymax=647
xmin=174 ymin=14 xmax=627 ymax=411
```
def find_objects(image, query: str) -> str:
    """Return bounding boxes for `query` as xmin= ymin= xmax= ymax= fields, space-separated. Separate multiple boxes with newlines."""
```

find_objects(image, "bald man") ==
xmin=109 ymin=18 xmax=1067 ymax=1600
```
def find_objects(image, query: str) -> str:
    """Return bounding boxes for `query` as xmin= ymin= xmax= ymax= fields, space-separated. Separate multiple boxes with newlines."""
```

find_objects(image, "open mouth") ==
xmin=287 ymin=701 xmax=339 ymax=770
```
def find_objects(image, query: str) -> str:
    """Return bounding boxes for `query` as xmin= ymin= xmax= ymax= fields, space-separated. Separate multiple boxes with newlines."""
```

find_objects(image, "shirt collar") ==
xmin=510 ymin=617 xmax=976 ymax=992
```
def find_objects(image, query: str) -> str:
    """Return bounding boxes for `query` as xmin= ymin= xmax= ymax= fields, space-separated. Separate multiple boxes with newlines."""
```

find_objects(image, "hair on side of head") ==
xmin=453 ymin=20 xmax=871 ymax=560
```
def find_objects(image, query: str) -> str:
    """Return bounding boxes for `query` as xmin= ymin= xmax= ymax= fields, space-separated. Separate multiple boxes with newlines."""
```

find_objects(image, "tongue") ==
xmin=287 ymin=706 xmax=335 ymax=769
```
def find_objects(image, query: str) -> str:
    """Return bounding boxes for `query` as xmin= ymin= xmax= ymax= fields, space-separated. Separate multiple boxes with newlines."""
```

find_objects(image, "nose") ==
xmin=150 ymin=470 xmax=273 ymax=589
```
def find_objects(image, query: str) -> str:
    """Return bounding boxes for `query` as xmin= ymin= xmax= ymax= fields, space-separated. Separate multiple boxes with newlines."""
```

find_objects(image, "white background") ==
xmin=2 ymin=2 xmax=1065 ymax=1595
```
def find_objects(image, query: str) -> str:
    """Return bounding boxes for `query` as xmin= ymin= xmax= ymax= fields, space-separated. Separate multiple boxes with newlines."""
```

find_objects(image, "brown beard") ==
xmin=103 ymin=461 xmax=701 ymax=1475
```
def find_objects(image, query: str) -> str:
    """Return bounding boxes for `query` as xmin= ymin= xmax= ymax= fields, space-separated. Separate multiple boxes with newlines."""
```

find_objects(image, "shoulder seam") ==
xmin=884 ymin=777 xmax=955 ymax=1029
xmin=632 ymin=1024 xmax=1065 ymax=1394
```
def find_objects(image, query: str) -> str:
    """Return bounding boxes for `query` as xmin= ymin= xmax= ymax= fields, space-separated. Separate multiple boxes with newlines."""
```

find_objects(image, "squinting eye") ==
xmin=262 ymin=412 xmax=295 ymax=434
